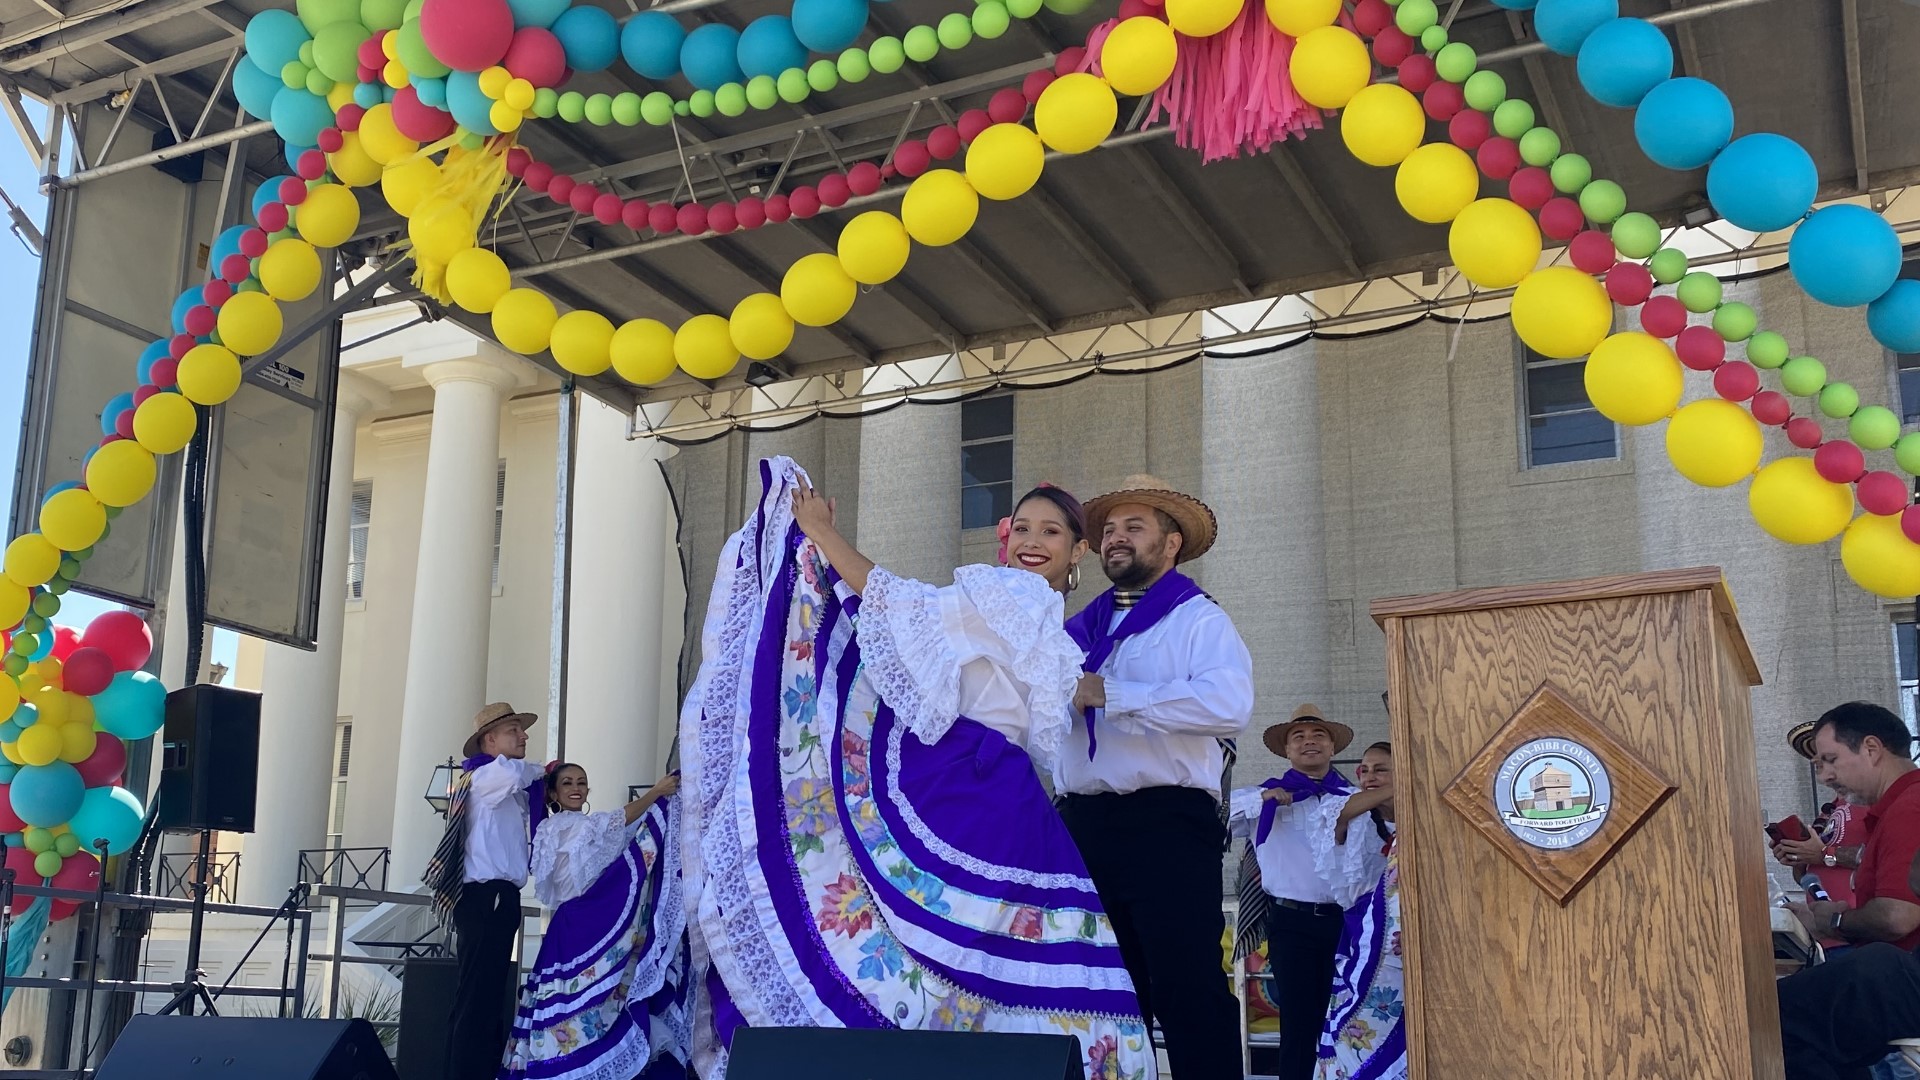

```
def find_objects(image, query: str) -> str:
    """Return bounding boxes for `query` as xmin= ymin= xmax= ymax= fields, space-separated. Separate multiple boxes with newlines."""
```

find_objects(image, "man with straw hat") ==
xmin=1058 ymin=475 xmax=1254 ymax=1080
xmin=1777 ymin=719 xmax=1864 ymax=952
xmin=422 ymin=702 xmax=544 ymax=1078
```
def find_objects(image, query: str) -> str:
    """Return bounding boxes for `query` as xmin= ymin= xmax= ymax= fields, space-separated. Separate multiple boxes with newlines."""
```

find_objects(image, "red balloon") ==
xmin=1538 ymin=197 xmax=1583 ymax=241
xmin=357 ymin=36 xmax=385 ymax=70
xmin=1507 ymin=168 xmax=1552 ymax=211
xmin=648 ymin=202 xmax=678 ymax=235
xmin=257 ymin=202 xmax=289 ymax=233
xmin=818 ymin=173 xmax=851 ymax=208
xmin=1750 ymin=390 xmax=1791 ymax=426
xmin=297 ymin=150 xmax=328 ymax=178
xmin=546 ymin=173 xmax=577 ymax=206
xmin=1639 ymin=295 xmax=1687 ymax=338
xmin=1476 ymin=137 xmax=1520 ymax=181
xmin=202 ymin=280 xmax=233 ymax=308
xmin=1712 ymin=361 xmax=1758 ymax=401
xmin=707 ymin=201 xmax=738 ymax=235
xmin=764 ymin=194 xmax=792 ymax=224
xmin=1373 ymin=27 xmax=1414 ymax=68
xmin=1021 ymin=71 xmax=1055 ymax=105
xmin=621 ymin=199 xmax=650 ymax=230
xmin=167 ymin=335 xmax=194 ymax=361
xmin=568 ymin=182 xmax=599 ymax=216
xmin=1902 ymin=504 xmax=1920 ymax=546
xmin=1814 ymin=440 xmax=1865 ymax=483
xmin=926 ymin=126 xmax=962 ymax=160
xmin=76 ymin=736 xmax=126 ymax=787
xmin=151 ymin=359 xmax=179 ymax=387
xmin=504 ymin=148 xmax=532 ymax=178
xmin=239 ymin=228 xmax=269 ymax=259
xmin=334 ymin=103 xmax=365 ymax=132
xmin=50 ymin=626 xmax=80 ymax=663
xmin=1860 ymin=471 xmax=1910 ymax=516
xmin=279 ymin=176 xmax=309 ymax=206
xmin=419 ymin=0 xmax=513 ymax=72
xmin=789 ymin=186 xmax=822 ymax=219
xmin=1605 ymin=262 xmax=1653 ymax=307
xmin=112 ymin=410 xmax=135 ymax=439
xmin=676 ymin=202 xmax=708 ymax=236
xmin=1786 ymin=417 xmax=1825 ymax=450
xmin=1054 ymin=47 xmax=1086 ymax=77
xmin=1353 ymin=0 xmax=1392 ymax=36
xmin=735 ymin=196 xmax=767 ymax=230
xmin=81 ymin=610 xmax=152 ymax=672
xmin=893 ymin=141 xmax=931 ymax=178
xmin=1676 ymin=325 xmax=1726 ymax=371
xmin=1398 ymin=54 xmax=1437 ymax=94
xmin=4 ymin=847 xmax=37 ymax=912
xmin=588 ymin=190 xmax=617 ymax=224
xmin=356 ymin=64 xmax=379 ymax=84
xmin=316 ymin=128 xmax=343 ymax=154
xmin=1447 ymin=109 xmax=1491 ymax=151
xmin=392 ymin=87 xmax=457 ymax=143
xmin=133 ymin=385 xmax=160 ymax=407
xmin=51 ymin=849 xmax=100 ymax=898
xmin=1421 ymin=80 xmax=1464 ymax=122
xmin=1117 ymin=0 xmax=1156 ymax=20
xmin=503 ymin=26 xmax=566 ymax=87
xmin=184 ymin=305 xmax=216 ymax=336
xmin=847 ymin=161 xmax=882 ymax=196
xmin=0 ymin=792 xmax=25 ymax=836
xmin=220 ymin=253 xmax=253 ymax=284
xmin=521 ymin=161 xmax=554 ymax=194
xmin=957 ymin=110 xmax=993 ymax=144
xmin=1568 ymin=231 xmax=1616 ymax=275
xmin=988 ymin=87 xmax=1028 ymax=125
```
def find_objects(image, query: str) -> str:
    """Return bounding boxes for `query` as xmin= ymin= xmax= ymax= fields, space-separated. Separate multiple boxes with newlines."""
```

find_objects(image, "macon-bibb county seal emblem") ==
xmin=1493 ymin=737 xmax=1612 ymax=850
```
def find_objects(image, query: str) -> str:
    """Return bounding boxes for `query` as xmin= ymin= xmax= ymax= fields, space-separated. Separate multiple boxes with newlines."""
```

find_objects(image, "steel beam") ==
xmin=50 ymin=117 xmax=272 ymax=187
xmin=1 ymin=81 xmax=44 ymax=169
xmin=50 ymin=37 xmax=242 ymax=105
xmin=0 ymin=0 xmax=225 ymax=71
xmin=1121 ymin=145 xmax=1251 ymax=297
xmin=1503 ymin=12 xmax=1572 ymax=142
xmin=1476 ymin=0 xmax=1786 ymax=66
xmin=1265 ymin=144 xmax=1360 ymax=280
xmin=1023 ymin=181 xmax=1149 ymax=315
xmin=1840 ymin=0 xmax=1869 ymax=193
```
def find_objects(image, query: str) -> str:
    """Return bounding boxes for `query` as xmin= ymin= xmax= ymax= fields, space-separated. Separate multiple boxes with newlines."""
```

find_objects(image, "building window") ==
xmin=347 ymin=481 xmax=372 ymax=600
xmin=1520 ymin=341 xmax=1618 ymax=467
xmin=960 ymin=395 xmax=1014 ymax=529
xmin=1892 ymin=259 xmax=1920 ymax=423
xmin=1896 ymin=621 xmax=1920 ymax=740
xmin=493 ymin=460 xmax=507 ymax=589
xmin=326 ymin=719 xmax=351 ymax=848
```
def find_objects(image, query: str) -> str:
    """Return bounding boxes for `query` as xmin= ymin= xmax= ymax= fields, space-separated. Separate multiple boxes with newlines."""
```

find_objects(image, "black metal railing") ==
xmin=297 ymin=847 xmax=391 ymax=892
xmin=156 ymin=850 xmax=241 ymax=904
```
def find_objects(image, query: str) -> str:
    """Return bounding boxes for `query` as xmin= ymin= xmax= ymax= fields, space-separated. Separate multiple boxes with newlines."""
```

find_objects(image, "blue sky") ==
xmin=1 ymin=101 xmax=238 ymax=681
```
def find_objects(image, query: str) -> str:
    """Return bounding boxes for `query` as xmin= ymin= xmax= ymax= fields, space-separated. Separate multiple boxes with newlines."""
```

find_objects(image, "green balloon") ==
xmin=1394 ymin=0 xmax=1437 ymax=35
xmin=360 ymin=0 xmax=408 ymax=32
xmin=713 ymin=83 xmax=747 ymax=118
xmin=1434 ymin=42 xmax=1476 ymax=83
xmin=869 ymin=37 xmax=906 ymax=74
xmin=403 ymin=0 xmax=423 ymax=20
xmin=1712 ymin=301 xmax=1756 ymax=342
xmin=23 ymin=828 xmax=51 ymax=855
xmin=777 ymin=68 xmax=812 ymax=103
xmin=1550 ymin=153 xmax=1591 ymax=194
xmin=1578 ymin=180 xmax=1627 ymax=226
xmin=1747 ymin=330 xmax=1788 ymax=369
xmin=20 ymin=614 xmax=45 ymax=635
xmin=1649 ymin=247 xmax=1689 ymax=285
xmin=1675 ymin=271 xmax=1722 ymax=314
xmin=238 ymin=276 xmax=266 ymax=292
xmin=612 ymin=92 xmax=643 ymax=125
xmin=1005 ymin=0 xmax=1043 ymax=17
xmin=29 ymin=592 xmax=58 ymax=617
xmin=836 ymin=48 xmax=870 ymax=83
xmin=55 ymin=557 xmax=80 ymax=580
xmin=533 ymin=87 xmax=560 ymax=118
xmin=1419 ymin=25 xmax=1447 ymax=53
xmin=1462 ymin=70 xmax=1505 ymax=112
xmin=45 ymin=577 xmax=69 ymax=596
xmin=807 ymin=59 xmax=840 ymax=92
xmin=673 ymin=100 xmax=690 ymax=116
xmin=937 ymin=12 xmax=973 ymax=50
xmin=282 ymin=61 xmax=309 ymax=91
xmin=395 ymin=20 xmax=449 ymax=80
xmin=1818 ymin=381 xmax=1860 ymax=419
xmin=1492 ymin=99 xmax=1534 ymax=141
xmin=304 ymin=68 xmax=333 ymax=97
xmin=584 ymin=93 xmax=614 ymax=126
xmin=1041 ymin=0 xmax=1095 ymax=13
xmin=1851 ymin=405 xmax=1902 ymax=451
xmin=557 ymin=91 xmax=586 ymax=123
xmin=1607 ymin=212 xmax=1658 ymax=260
xmin=1518 ymin=127 xmax=1560 ymax=168
xmin=972 ymin=1 xmax=1011 ymax=39
xmin=33 ymin=851 xmax=59 ymax=880
xmin=688 ymin=89 xmax=715 ymax=118
xmin=9 ymin=634 xmax=34 ymax=657
xmin=1896 ymin=433 xmax=1920 ymax=476
xmin=4 ymin=656 xmax=24 ymax=678
xmin=311 ymin=21 xmax=370 ymax=85
xmin=1780 ymin=356 xmax=1828 ymax=398
xmin=298 ymin=41 xmax=316 ymax=68
xmin=296 ymin=0 xmax=360 ymax=34
xmin=903 ymin=25 xmax=940 ymax=62
xmin=744 ymin=76 xmax=778 ymax=111
xmin=52 ymin=833 xmax=78 ymax=858
xmin=641 ymin=91 xmax=675 ymax=126
xmin=102 ymin=506 xmax=121 ymax=521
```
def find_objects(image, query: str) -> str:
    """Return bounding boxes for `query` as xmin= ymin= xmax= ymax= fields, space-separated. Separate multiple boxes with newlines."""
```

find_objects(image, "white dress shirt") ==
xmin=463 ymin=756 xmax=546 ymax=887
xmin=1228 ymin=785 xmax=1339 ymax=905
xmin=1053 ymin=595 xmax=1255 ymax=798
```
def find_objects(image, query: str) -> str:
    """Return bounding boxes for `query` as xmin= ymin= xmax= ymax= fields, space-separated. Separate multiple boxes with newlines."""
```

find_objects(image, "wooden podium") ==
xmin=1372 ymin=567 xmax=1782 ymax=1080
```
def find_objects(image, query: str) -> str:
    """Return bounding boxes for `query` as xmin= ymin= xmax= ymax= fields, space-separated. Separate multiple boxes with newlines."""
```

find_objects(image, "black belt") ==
xmin=1273 ymin=897 xmax=1343 ymax=917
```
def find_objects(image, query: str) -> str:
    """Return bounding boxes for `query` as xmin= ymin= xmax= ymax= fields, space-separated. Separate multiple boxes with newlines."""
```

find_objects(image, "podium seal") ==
xmin=1493 ymin=737 xmax=1612 ymax=851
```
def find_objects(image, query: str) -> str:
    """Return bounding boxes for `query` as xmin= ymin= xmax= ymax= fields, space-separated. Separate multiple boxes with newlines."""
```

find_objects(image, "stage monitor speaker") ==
xmin=156 ymin=683 xmax=260 ymax=833
xmin=396 ymin=955 xmax=518 ymax=1080
xmin=727 ymin=1026 xmax=1086 ymax=1080
xmin=95 ymin=1015 xmax=398 ymax=1079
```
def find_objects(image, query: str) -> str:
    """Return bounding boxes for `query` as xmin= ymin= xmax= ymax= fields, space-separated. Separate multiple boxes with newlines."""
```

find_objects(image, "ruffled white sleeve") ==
xmin=530 ymin=809 xmax=635 ymax=908
xmin=1308 ymin=795 xmax=1390 ymax=910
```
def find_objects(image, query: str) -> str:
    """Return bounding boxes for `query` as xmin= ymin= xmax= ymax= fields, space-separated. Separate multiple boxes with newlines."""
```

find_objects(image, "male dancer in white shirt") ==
xmin=1058 ymin=477 xmax=1255 ymax=1080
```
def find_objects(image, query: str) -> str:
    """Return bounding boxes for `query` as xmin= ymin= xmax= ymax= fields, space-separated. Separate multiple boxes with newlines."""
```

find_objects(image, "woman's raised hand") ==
xmin=791 ymin=479 xmax=838 ymax=541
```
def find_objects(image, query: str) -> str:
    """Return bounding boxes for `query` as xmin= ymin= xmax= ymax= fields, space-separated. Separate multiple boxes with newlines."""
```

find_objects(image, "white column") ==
xmin=238 ymin=373 xmax=388 ymax=909
xmin=388 ymin=351 xmax=530 ymax=882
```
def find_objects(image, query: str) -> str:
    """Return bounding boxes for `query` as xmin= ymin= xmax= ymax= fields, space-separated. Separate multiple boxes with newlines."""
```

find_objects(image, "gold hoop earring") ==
xmin=1067 ymin=565 xmax=1081 ymax=592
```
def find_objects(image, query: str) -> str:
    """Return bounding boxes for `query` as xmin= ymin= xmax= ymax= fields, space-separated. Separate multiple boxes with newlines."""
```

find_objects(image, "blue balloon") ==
xmin=270 ymin=86 xmax=334 ymax=148
xmin=1869 ymin=279 xmax=1920 ymax=353
xmin=353 ymin=81 xmax=384 ymax=108
xmin=27 ymin=633 xmax=51 ymax=663
xmin=94 ymin=671 xmax=166 ymax=741
xmin=245 ymin=9 xmax=311 ymax=73
xmin=680 ymin=23 xmax=743 ymax=91
xmin=622 ymin=11 xmax=686 ymax=80
xmin=10 ymin=762 xmax=83 ymax=828
xmin=791 ymin=0 xmax=867 ymax=54
xmin=210 ymin=224 xmax=251 ymax=269
xmin=1534 ymin=0 xmax=1616 ymax=56
xmin=284 ymin=140 xmax=314 ymax=171
xmin=170 ymin=286 xmax=205 ymax=335
xmin=1489 ymin=0 xmax=1536 ymax=6
xmin=414 ymin=75 xmax=448 ymax=107
xmin=138 ymin=340 xmax=169 ymax=384
xmin=1789 ymin=204 xmax=1901 ymax=309
xmin=382 ymin=84 xmax=396 ymax=104
xmin=1575 ymin=18 xmax=1671 ymax=108
xmin=2 ymin=835 xmax=20 ymax=849
xmin=253 ymin=175 xmax=292 ymax=218
xmin=232 ymin=57 xmax=285 ymax=121
xmin=444 ymin=69 xmax=501 ymax=135
xmin=1705 ymin=133 xmax=1816 ymax=233
xmin=552 ymin=5 xmax=620 ymax=73
xmin=0 ymin=763 xmax=18 ymax=785
xmin=1633 ymin=77 xmax=1732 ymax=170
xmin=68 ymin=786 xmax=144 ymax=857
xmin=100 ymin=392 xmax=135 ymax=436
xmin=39 ymin=485 xmax=75 ymax=503
xmin=506 ymin=0 xmax=569 ymax=29
xmin=0 ymin=722 xmax=20 ymax=744
xmin=737 ymin=15 xmax=807 ymax=79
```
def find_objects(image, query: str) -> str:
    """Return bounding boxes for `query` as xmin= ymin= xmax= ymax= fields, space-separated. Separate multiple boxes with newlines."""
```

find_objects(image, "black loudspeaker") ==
xmin=728 ymin=1026 xmax=1087 ymax=1080
xmin=156 ymin=684 xmax=261 ymax=833
xmin=396 ymin=956 xmax=518 ymax=1080
xmin=95 ymin=1015 xmax=398 ymax=1079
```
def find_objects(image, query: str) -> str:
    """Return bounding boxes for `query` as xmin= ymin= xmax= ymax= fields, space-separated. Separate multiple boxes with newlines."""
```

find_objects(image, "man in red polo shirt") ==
xmin=1786 ymin=702 xmax=1920 ymax=951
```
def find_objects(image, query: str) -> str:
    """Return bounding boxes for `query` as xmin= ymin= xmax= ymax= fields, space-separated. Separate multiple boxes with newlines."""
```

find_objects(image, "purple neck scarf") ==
xmin=1064 ymin=569 xmax=1207 ymax=759
xmin=464 ymin=753 xmax=548 ymax=836
xmin=1256 ymin=768 xmax=1353 ymax=844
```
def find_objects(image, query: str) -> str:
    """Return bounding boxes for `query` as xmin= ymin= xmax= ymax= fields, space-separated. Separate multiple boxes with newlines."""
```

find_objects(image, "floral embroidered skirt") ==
xmin=1316 ymin=853 xmax=1405 ymax=1080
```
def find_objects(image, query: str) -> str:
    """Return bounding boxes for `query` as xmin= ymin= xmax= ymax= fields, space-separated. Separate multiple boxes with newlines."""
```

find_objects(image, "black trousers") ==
xmin=1778 ymin=943 xmax=1920 ymax=1080
xmin=1267 ymin=900 xmax=1344 ymax=1080
xmin=1060 ymin=786 xmax=1243 ymax=1080
xmin=445 ymin=879 xmax=522 ymax=1080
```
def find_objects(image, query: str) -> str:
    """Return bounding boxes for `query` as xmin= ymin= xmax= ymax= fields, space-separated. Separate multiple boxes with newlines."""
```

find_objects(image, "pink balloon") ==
xmin=621 ymin=199 xmax=650 ymax=230
xmin=505 ymin=148 xmax=532 ymax=177
xmin=357 ymin=36 xmax=385 ymax=70
xmin=763 ymin=194 xmax=791 ymax=224
xmin=1859 ymin=471 xmax=1909 ymax=516
xmin=76 ymin=737 xmax=127 ymax=788
xmin=817 ymin=173 xmax=850 ymax=208
xmin=1639 ymin=295 xmax=1687 ymax=338
xmin=1902 ymin=505 xmax=1920 ymax=546
xmin=1786 ymin=417 xmax=1824 ymax=450
xmin=220 ymin=253 xmax=254 ymax=284
xmin=1353 ymin=0 xmax=1392 ymax=35
xmin=502 ymin=27 xmax=566 ymax=87
xmin=202 ymin=280 xmax=233 ymax=307
xmin=257 ymin=202 xmax=289 ymax=233
xmin=335 ymin=103 xmax=365 ymax=132
xmin=1372 ymin=27 xmax=1413 ymax=68
xmin=239 ymin=228 xmax=270 ymax=259
xmin=1398 ymin=54 xmax=1437 ymax=94
xmin=648 ymin=202 xmax=677 ymax=235
xmin=735 ymin=196 xmax=766 ymax=230
xmin=184 ymin=305 xmax=217 ymax=336
xmin=1712 ymin=360 xmax=1758 ymax=401
xmin=788 ymin=186 xmax=821 ymax=220
xmin=81 ymin=610 xmax=152 ymax=672
xmin=1053 ymin=47 xmax=1085 ymax=77
xmin=419 ymin=0 xmax=513 ymax=72
xmin=1605 ymin=262 xmax=1653 ymax=307
xmin=988 ymin=88 xmax=1027 ymax=126
xmin=133 ymin=385 xmax=161 ymax=407
xmin=50 ymin=626 xmax=81 ymax=663
xmin=1814 ymin=440 xmax=1865 ymax=483
xmin=1447 ymin=109 xmax=1490 ymax=151
xmin=1421 ymin=79 xmax=1464 ymax=122
xmin=592 ymin=192 xmax=623 ymax=225
xmin=64 ymin=646 xmax=114 ymax=696
xmin=1507 ymin=168 xmax=1552 ymax=211
xmin=546 ymin=174 xmax=577 ymax=206
xmin=1021 ymin=71 xmax=1055 ymax=105
xmin=520 ymin=161 xmax=554 ymax=194
xmin=151 ymin=358 xmax=179 ymax=388
xmin=1117 ymin=0 xmax=1156 ymax=20
xmin=567 ymin=182 xmax=599 ymax=216
xmin=926 ymin=126 xmax=962 ymax=160
xmin=113 ymin=411 xmax=136 ymax=440
xmin=1750 ymin=390 xmax=1791 ymax=427
xmin=676 ymin=202 xmax=708 ymax=236
xmin=957 ymin=110 xmax=992 ymax=144
xmin=391 ymin=87 xmax=458 ymax=143
xmin=1675 ymin=325 xmax=1725 ymax=370
xmin=893 ymin=141 xmax=930 ymax=178
xmin=1568 ymin=231 xmax=1617 ymax=275
xmin=296 ymin=150 xmax=327 ymax=179
xmin=1475 ymin=137 xmax=1519 ymax=181
xmin=1538 ymin=197 xmax=1583 ymax=241
xmin=707 ymin=201 xmax=738 ymax=235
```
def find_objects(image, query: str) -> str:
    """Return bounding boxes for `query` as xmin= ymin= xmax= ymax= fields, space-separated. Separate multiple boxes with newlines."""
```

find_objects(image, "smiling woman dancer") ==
xmin=678 ymin=457 xmax=1155 ymax=1080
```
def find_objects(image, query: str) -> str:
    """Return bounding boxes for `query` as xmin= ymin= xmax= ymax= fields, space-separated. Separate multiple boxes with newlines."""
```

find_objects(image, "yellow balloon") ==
xmin=730 ymin=293 xmax=795 ymax=361
xmin=295 ymin=182 xmax=361 ymax=248
xmin=1035 ymin=73 xmax=1117 ymax=155
xmin=1341 ymin=83 xmax=1424 ymax=167
xmin=0 ymin=741 xmax=21 ymax=767
xmin=550 ymin=309 xmax=615 ymax=376
xmin=380 ymin=156 xmax=440 ymax=218
xmin=478 ymin=65 xmax=512 ymax=98
xmin=781 ymin=252 xmax=858 ymax=327
xmin=15 ymin=724 xmax=58 ymax=767
xmin=133 ymin=391 xmax=197 ymax=454
xmin=259 ymin=238 xmax=322 ymax=301
xmin=382 ymin=58 xmax=409 ymax=89
xmin=38 ymin=489 xmax=103 ymax=552
xmin=900 ymin=169 xmax=978 ymax=247
xmin=58 ymin=720 xmax=95 ymax=763
xmin=504 ymin=78 xmax=535 ymax=111
xmin=217 ymin=292 xmax=283 ymax=356
xmin=1265 ymin=0 xmax=1341 ymax=36
xmin=328 ymin=131 xmax=382 ymax=188
xmin=1511 ymin=267 xmax=1611 ymax=360
xmin=65 ymin=695 xmax=90 ymax=730
xmin=964 ymin=123 xmax=1045 ymax=201
xmin=675 ymin=314 xmax=739 ymax=379
xmin=178 ymin=343 xmax=243 ymax=405
xmin=1665 ymin=399 xmax=1763 ymax=488
xmin=1842 ymin=513 xmax=1920 ymax=599
xmin=84 ymin=440 xmax=157 ymax=508
xmin=446 ymin=248 xmax=512 ymax=314
xmin=1393 ymin=142 xmax=1479 ymax=224
xmin=610 ymin=319 xmax=677 ymax=384
xmin=3 ymin=535 xmax=59 ymax=589
xmin=327 ymin=81 xmax=356 ymax=114
xmin=1165 ymin=0 xmax=1240 ymax=37
xmin=1101 ymin=17 xmax=1177 ymax=97
xmin=1749 ymin=457 xmax=1854 ymax=546
xmin=409 ymin=198 xmax=473 ymax=263
xmin=489 ymin=100 xmax=524 ymax=132
xmin=491 ymin=288 xmax=558 ymax=354
xmin=1289 ymin=26 xmax=1370 ymax=109
xmin=0 ymin=678 xmax=16 ymax=722
xmin=0 ymin=581 xmax=27 ymax=630
xmin=356 ymin=104 xmax=418 ymax=165
xmin=1583 ymin=332 xmax=1681 ymax=426
xmin=1448 ymin=198 xmax=1542 ymax=289
xmin=837 ymin=211 xmax=912 ymax=285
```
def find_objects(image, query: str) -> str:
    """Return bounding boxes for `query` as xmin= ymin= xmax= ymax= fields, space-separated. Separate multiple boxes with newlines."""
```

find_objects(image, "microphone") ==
xmin=1798 ymin=872 xmax=1832 ymax=903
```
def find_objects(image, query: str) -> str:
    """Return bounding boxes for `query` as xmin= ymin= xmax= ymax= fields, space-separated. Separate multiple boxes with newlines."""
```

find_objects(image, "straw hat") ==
xmin=1262 ymin=703 xmax=1355 ymax=757
xmin=464 ymin=702 xmax=538 ymax=758
xmin=1788 ymin=720 xmax=1819 ymax=761
xmin=1083 ymin=475 xmax=1218 ymax=563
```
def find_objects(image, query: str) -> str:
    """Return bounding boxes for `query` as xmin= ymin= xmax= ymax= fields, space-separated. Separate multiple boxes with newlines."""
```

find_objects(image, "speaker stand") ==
xmin=155 ymin=828 xmax=218 ymax=1017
